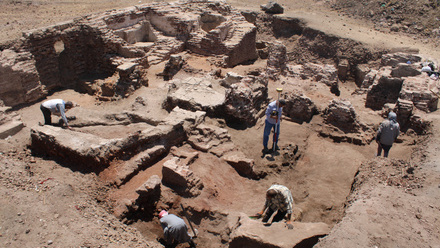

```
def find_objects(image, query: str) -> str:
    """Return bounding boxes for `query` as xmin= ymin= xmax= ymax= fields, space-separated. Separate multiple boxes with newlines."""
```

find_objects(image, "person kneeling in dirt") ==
xmin=376 ymin=111 xmax=400 ymax=158
xmin=256 ymin=184 xmax=294 ymax=229
xmin=159 ymin=210 xmax=196 ymax=248
xmin=40 ymin=99 xmax=74 ymax=129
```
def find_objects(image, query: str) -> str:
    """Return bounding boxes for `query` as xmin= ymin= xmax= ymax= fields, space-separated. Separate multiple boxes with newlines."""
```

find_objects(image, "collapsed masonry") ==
xmin=1 ymin=0 xmax=439 ymax=247
xmin=0 ymin=0 xmax=258 ymax=106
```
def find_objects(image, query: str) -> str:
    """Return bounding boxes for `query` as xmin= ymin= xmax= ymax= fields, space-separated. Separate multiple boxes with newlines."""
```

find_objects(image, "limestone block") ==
xmin=164 ymin=77 xmax=226 ymax=115
xmin=30 ymin=125 xmax=122 ymax=168
xmin=399 ymin=76 xmax=438 ymax=112
xmin=162 ymin=106 xmax=206 ymax=129
xmin=323 ymin=99 xmax=361 ymax=133
xmin=117 ymin=62 xmax=138 ymax=77
xmin=360 ymin=69 xmax=377 ymax=89
xmin=170 ymin=146 xmax=199 ymax=165
xmin=282 ymin=91 xmax=318 ymax=123
xmin=210 ymin=142 xmax=237 ymax=157
xmin=187 ymin=125 xmax=229 ymax=152
xmin=223 ymin=75 xmax=268 ymax=126
xmin=302 ymin=63 xmax=339 ymax=95
xmin=355 ymin=64 xmax=370 ymax=87
xmin=220 ymin=72 xmax=244 ymax=88
xmin=222 ymin=151 xmax=255 ymax=178
xmin=0 ymin=120 xmax=24 ymax=139
xmin=391 ymin=63 xmax=422 ymax=78
xmin=162 ymin=157 xmax=203 ymax=197
xmin=31 ymin=123 xmax=185 ymax=169
xmin=260 ymin=1 xmax=284 ymax=14
xmin=0 ymin=49 xmax=44 ymax=107
xmin=229 ymin=213 xmax=330 ymax=248
xmin=381 ymin=53 xmax=421 ymax=67
xmin=114 ymin=145 xmax=166 ymax=186
xmin=365 ymin=68 xmax=403 ymax=110
xmin=337 ymin=59 xmax=350 ymax=81
xmin=136 ymin=175 xmax=161 ymax=203
xmin=65 ymin=107 xmax=160 ymax=127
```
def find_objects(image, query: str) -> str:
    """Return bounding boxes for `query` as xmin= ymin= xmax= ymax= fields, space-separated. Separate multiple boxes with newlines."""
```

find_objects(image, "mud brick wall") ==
xmin=399 ymin=77 xmax=438 ymax=112
xmin=365 ymin=75 xmax=403 ymax=110
xmin=0 ymin=1 xmax=264 ymax=106
xmin=22 ymin=23 xmax=116 ymax=92
xmin=0 ymin=49 xmax=44 ymax=106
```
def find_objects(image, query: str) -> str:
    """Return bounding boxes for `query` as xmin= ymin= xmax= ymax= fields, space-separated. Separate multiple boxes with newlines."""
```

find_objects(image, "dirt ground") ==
xmin=1 ymin=0 xmax=440 ymax=248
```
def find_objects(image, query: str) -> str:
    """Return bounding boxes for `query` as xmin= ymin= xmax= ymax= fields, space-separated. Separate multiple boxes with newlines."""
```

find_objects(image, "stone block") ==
xmin=114 ymin=145 xmax=166 ymax=186
xmin=229 ymin=213 xmax=330 ymax=248
xmin=260 ymin=1 xmax=284 ymax=14
xmin=337 ymin=59 xmax=350 ymax=81
xmin=399 ymin=76 xmax=438 ymax=112
xmin=0 ymin=120 xmax=24 ymax=139
xmin=162 ymin=157 xmax=203 ymax=197
xmin=136 ymin=175 xmax=161 ymax=201
xmin=381 ymin=53 xmax=421 ymax=67
xmin=355 ymin=64 xmax=370 ymax=87
xmin=282 ymin=91 xmax=317 ymax=123
xmin=391 ymin=63 xmax=422 ymax=78
xmin=163 ymin=77 xmax=226 ymax=115
xmin=365 ymin=68 xmax=403 ymax=110
xmin=323 ymin=99 xmax=361 ymax=133
xmin=222 ymin=151 xmax=254 ymax=178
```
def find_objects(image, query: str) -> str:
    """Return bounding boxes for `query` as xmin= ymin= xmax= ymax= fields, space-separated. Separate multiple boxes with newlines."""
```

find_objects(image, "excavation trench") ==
xmin=15 ymin=1 xmax=432 ymax=247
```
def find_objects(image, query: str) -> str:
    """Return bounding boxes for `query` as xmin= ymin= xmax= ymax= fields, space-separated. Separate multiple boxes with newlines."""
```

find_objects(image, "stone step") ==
xmin=0 ymin=120 xmax=24 ymax=139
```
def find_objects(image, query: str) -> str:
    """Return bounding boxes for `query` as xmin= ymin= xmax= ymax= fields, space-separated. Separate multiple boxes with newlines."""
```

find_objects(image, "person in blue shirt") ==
xmin=263 ymin=99 xmax=286 ymax=154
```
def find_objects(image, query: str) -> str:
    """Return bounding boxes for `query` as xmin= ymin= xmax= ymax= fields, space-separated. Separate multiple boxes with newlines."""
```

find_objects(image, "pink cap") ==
xmin=159 ymin=210 xmax=168 ymax=219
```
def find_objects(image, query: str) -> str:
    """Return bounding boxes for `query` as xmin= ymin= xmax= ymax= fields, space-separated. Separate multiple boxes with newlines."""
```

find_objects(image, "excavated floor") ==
xmin=12 ymin=3 xmax=428 ymax=248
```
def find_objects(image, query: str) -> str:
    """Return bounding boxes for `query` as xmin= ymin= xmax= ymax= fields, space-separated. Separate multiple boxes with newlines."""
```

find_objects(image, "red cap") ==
xmin=159 ymin=210 xmax=168 ymax=219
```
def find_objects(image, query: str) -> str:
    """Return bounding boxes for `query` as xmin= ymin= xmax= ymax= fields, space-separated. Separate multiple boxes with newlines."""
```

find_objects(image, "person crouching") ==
xmin=159 ymin=210 xmax=196 ymax=248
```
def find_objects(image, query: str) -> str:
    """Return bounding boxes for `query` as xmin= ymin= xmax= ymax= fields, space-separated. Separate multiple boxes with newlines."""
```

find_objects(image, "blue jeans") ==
xmin=263 ymin=120 xmax=280 ymax=149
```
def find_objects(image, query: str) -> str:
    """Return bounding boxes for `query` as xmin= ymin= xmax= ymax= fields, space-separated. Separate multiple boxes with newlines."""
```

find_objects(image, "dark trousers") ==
xmin=377 ymin=143 xmax=392 ymax=157
xmin=40 ymin=105 xmax=52 ymax=125
xmin=262 ymin=208 xmax=287 ymax=223
xmin=263 ymin=120 xmax=280 ymax=149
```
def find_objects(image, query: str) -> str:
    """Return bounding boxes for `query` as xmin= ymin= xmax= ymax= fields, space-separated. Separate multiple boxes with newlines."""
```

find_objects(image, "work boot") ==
xmin=262 ymin=147 xmax=269 ymax=154
xmin=270 ymin=145 xmax=280 ymax=151
xmin=188 ymin=239 xmax=196 ymax=248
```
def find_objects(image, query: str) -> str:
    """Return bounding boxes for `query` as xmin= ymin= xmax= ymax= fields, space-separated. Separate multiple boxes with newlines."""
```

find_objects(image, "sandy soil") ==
xmin=1 ymin=0 xmax=440 ymax=248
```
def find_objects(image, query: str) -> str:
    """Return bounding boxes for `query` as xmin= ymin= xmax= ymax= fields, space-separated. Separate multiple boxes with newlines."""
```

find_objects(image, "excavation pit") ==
xmin=1 ymin=1 xmax=437 ymax=248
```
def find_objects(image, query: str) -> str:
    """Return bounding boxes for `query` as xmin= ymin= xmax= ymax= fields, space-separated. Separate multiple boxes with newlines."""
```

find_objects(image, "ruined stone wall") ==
xmin=290 ymin=27 xmax=385 ymax=79
xmin=0 ymin=1 xmax=260 ymax=107
xmin=23 ymin=24 xmax=117 ymax=91
xmin=365 ymin=70 xmax=404 ymax=110
xmin=0 ymin=48 xmax=43 ymax=106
